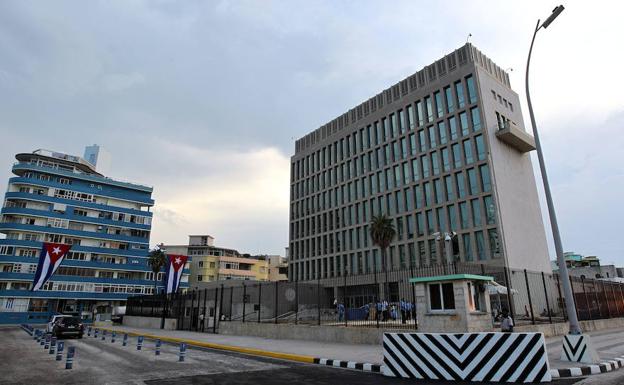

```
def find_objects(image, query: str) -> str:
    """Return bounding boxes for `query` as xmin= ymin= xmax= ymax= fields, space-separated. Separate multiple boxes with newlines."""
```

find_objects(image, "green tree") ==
xmin=147 ymin=247 xmax=167 ymax=295
xmin=369 ymin=214 xmax=396 ymax=302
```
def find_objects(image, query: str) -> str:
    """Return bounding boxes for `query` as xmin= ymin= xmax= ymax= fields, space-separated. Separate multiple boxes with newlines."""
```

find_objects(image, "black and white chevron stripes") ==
xmin=561 ymin=334 xmax=598 ymax=363
xmin=550 ymin=356 xmax=624 ymax=378
xmin=313 ymin=358 xmax=381 ymax=373
xmin=383 ymin=332 xmax=551 ymax=383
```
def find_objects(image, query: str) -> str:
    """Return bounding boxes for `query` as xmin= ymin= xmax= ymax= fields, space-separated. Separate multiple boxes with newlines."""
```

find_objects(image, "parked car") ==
xmin=51 ymin=316 xmax=84 ymax=339
xmin=46 ymin=314 xmax=72 ymax=333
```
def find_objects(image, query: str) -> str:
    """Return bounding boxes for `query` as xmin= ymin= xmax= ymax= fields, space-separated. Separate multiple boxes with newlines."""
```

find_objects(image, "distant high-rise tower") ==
xmin=83 ymin=144 xmax=112 ymax=175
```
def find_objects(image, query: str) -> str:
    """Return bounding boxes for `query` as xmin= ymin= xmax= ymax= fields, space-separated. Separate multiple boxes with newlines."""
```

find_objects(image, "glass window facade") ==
xmin=289 ymin=65 xmax=513 ymax=280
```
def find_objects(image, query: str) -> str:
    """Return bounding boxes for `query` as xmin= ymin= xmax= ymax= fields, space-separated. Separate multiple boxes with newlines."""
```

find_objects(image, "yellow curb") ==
xmin=98 ymin=327 xmax=316 ymax=364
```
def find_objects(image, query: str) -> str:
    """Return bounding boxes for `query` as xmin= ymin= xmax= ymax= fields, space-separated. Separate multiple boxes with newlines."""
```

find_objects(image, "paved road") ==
xmin=101 ymin=324 xmax=624 ymax=370
xmin=1 ymin=328 xmax=586 ymax=385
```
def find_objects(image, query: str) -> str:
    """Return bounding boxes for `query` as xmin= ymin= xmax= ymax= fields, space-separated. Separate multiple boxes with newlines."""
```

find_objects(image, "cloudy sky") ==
xmin=0 ymin=1 xmax=622 ymax=264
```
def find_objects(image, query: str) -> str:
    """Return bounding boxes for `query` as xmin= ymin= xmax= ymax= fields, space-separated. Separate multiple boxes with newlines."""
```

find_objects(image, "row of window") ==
xmin=291 ymin=130 xmax=487 ymax=211
xmin=0 ymin=280 xmax=159 ymax=295
xmin=291 ymin=162 xmax=492 ymax=239
xmin=0 ymin=263 xmax=152 ymax=280
xmin=292 ymin=107 xmax=483 ymax=204
xmin=291 ymin=192 xmax=496 ymax=250
xmin=289 ymin=228 xmax=501 ymax=281
xmin=3 ymin=231 xmax=147 ymax=251
xmin=0 ymin=246 xmax=129 ymax=263
xmin=292 ymin=75 xmax=479 ymax=183
xmin=290 ymin=195 xmax=497 ymax=263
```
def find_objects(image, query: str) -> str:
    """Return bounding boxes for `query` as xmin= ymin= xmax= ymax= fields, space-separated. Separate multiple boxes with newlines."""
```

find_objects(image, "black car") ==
xmin=52 ymin=316 xmax=84 ymax=339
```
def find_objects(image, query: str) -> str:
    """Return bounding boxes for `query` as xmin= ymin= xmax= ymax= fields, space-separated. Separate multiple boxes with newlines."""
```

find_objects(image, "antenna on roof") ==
xmin=466 ymin=33 xmax=472 ymax=43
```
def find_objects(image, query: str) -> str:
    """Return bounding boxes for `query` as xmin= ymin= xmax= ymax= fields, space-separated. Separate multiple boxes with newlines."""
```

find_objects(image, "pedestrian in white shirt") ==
xmin=501 ymin=309 xmax=514 ymax=333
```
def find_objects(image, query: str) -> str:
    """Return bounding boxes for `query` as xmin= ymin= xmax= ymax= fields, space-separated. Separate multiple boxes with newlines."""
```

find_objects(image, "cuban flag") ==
xmin=164 ymin=254 xmax=188 ymax=294
xmin=32 ymin=243 xmax=72 ymax=291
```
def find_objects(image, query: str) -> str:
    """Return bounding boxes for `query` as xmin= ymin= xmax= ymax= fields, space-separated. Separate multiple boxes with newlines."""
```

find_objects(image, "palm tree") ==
xmin=370 ymin=214 xmax=396 ymax=303
xmin=147 ymin=247 xmax=167 ymax=295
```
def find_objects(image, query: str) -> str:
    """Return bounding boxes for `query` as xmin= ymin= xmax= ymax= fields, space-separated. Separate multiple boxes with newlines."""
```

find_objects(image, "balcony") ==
xmin=12 ymin=162 xmax=153 ymax=194
xmin=0 ymin=238 xmax=149 ymax=258
xmin=4 ymin=192 xmax=152 ymax=216
xmin=0 ymin=207 xmax=151 ymax=231
xmin=495 ymin=121 xmax=536 ymax=153
xmin=8 ymin=174 xmax=154 ymax=206
xmin=0 ymin=222 xmax=149 ymax=245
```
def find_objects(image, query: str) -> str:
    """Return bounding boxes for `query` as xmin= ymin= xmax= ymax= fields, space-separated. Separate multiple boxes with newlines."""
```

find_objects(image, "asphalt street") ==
xmin=0 ymin=327 xmax=592 ymax=385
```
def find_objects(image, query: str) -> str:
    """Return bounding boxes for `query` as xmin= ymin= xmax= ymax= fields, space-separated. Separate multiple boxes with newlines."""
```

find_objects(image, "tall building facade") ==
xmin=289 ymin=44 xmax=550 ymax=284
xmin=0 ymin=148 xmax=174 ymax=324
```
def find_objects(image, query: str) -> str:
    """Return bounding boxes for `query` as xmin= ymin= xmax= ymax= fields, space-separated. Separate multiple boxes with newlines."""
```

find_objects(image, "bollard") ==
xmin=44 ymin=334 xmax=50 ymax=349
xmin=111 ymin=331 xmax=116 ymax=343
xmin=137 ymin=336 xmax=144 ymax=350
xmin=33 ymin=328 xmax=38 ymax=340
xmin=87 ymin=326 xmax=91 ymax=337
xmin=35 ymin=330 xmax=41 ymax=343
xmin=40 ymin=332 xmax=45 ymax=346
xmin=49 ymin=336 xmax=57 ymax=355
xmin=179 ymin=342 xmax=186 ymax=362
xmin=65 ymin=346 xmax=75 ymax=370
xmin=122 ymin=333 xmax=128 ymax=347
xmin=56 ymin=341 xmax=64 ymax=361
xmin=101 ymin=329 xmax=106 ymax=341
xmin=155 ymin=339 xmax=161 ymax=356
xmin=94 ymin=328 xmax=99 ymax=339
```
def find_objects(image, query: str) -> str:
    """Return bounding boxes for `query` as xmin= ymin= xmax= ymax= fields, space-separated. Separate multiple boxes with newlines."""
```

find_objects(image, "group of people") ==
xmin=333 ymin=298 xmax=416 ymax=323
xmin=372 ymin=299 xmax=415 ymax=323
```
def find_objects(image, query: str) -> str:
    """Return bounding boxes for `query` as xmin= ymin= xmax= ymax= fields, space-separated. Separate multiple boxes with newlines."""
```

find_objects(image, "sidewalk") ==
xmin=101 ymin=324 xmax=624 ymax=370
xmin=546 ymin=328 xmax=624 ymax=370
xmin=100 ymin=325 xmax=383 ymax=365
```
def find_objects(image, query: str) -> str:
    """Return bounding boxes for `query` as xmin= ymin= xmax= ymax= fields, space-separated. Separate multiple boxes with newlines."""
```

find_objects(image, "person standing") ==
xmin=381 ymin=299 xmax=388 ymax=322
xmin=501 ymin=309 xmax=514 ymax=333
xmin=199 ymin=312 xmax=205 ymax=332
xmin=400 ymin=298 xmax=407 ymax=324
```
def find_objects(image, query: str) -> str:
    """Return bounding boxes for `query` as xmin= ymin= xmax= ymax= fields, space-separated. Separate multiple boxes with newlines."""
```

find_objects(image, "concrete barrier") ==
xmin=219 ymin=321 xmax=396 ymax=345
xmin=123 ymin=316 xmax=177 ymax=330
xmin=383 ymin=332 xmax=551 ymax=382
xmin=515 ymin=317 xmax=624 ymax=338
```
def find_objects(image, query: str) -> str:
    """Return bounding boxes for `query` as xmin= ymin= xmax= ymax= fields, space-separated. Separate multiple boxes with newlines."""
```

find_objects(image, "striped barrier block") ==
xmin=383 ymin=332 xmax=551 ymax=383
xmin=561 ymin=334 xmax=600 ymax=364
xmin=313 ymin=358 xmax=381 ymax=373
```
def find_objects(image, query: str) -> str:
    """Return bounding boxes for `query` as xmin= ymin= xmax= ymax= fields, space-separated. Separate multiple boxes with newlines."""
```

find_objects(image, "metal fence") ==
xmin=125 ymin=262 xmax=624 ymax=332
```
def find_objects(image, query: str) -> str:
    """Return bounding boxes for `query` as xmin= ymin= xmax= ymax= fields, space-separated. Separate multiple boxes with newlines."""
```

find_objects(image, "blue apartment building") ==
xmin=0 ymin=148 xmax=189 ymax=324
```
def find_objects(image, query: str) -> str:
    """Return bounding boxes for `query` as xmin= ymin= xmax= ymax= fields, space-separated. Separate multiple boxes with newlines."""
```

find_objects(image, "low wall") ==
xmin=514 ymin=317 xmax=624 ymax=337
xmin=219 ymin=322 xmax=396 ymax=345
xmin=123 ymin=315 xmax=177 ymax=330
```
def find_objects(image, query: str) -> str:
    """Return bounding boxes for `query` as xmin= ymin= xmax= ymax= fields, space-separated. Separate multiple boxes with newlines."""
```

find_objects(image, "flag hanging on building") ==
xmin=32 ymin=243 xmax=72 ymax=291
xmin=164 ymin=254 xmax=188 ymax=294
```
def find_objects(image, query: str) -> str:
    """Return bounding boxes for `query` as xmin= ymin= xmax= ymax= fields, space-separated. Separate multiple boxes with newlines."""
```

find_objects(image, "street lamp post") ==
xmin=525 ymin=5 xmax=581 ymax=335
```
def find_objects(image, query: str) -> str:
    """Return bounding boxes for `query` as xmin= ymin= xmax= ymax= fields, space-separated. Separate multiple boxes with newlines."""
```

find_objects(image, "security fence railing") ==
xmin=125 ymin=261 xmax=624 ymax=333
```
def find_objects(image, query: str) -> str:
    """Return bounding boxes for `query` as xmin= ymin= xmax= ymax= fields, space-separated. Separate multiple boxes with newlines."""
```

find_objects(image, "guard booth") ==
xmin=383 ymin=274 xmax=552 ymax=382
xmin=409 ymin=274 xmax=493 ymax=332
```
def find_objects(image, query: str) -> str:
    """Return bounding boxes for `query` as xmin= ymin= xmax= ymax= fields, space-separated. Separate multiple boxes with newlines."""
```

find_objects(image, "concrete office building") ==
xmin=552 ymin=252 xmax=621 ymax=280
xmin=0 ymin=148 xmax=186 ymax=324
xmin=163 ymin=235 xmax=281 ymax=287
xmin=288 ymin=43 xmax=550 ymax=285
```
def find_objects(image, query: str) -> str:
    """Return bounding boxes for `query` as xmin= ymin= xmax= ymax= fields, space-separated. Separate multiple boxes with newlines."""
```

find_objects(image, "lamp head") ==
xmin=541 ymin=5 xmax=565 ymax=29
